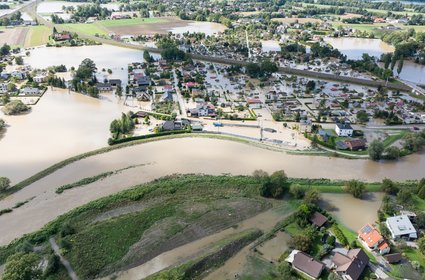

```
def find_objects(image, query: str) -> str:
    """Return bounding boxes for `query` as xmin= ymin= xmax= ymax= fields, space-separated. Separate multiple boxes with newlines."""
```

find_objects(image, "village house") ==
xmin=344 ymin=139 xmax=367 ymax=151
xmin=358 ymin=224 xmax=390 ymax=255
xmin=53 ymin=32 xmax=71 ymax=41
xmin=189 ymin=103 xmax=216 ymax=118
xmin=286 ymin=250 xmax=325 ymax=279
xmin=96 ymin=83 xmax=112 ymax=91
xmin=335 ymin=122 xmax=353 ymax=137
xmin=331 ymin=248 xmax=369 ymax=280
xmin=109 ymin=79 xmax=122 ymax=87
xmin=385 ymin=215 xmax=417 ymax=240
xmin=20 ymin=87 xmax=40 ymax=95
xmin=33 ymin=74 xmax=47 ymax=83
xmin=309 ymin=211 xmax=328 ymax=228
xmin=247 ymin=98 xmax=262 ymax=109
xmin=161 ymin=120 xmax=183 ymax=131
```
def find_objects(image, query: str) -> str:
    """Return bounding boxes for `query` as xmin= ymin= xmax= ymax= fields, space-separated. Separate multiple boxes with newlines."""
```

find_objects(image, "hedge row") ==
xmin=108 ymin=130 xmax=191 ymax=145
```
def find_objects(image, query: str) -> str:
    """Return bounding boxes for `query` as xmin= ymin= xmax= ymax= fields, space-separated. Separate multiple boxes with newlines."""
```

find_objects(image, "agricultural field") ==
xmin=61 ymin=23 xmax=108 ymax=36
xmin=0 ymin=27 xmax=28 ymax=47
xmin=24 ymin=25 xmax=51 ymax=47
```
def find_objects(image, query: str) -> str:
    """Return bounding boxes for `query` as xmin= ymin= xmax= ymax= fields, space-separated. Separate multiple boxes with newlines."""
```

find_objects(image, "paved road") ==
xmin=23 ymin=0 xmax=413 ymax=93
xmin=49 ymin=238 xmax=79 ymax=280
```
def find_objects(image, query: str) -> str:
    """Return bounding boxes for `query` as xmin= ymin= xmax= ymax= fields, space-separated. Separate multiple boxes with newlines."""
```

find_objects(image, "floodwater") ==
xmin=320 ymin=192 xmax=385 ymax=231
xmin=0 ymin=88 xmax=130 ymax=184
xmin=1 ymin=137 xmax=425 ymax=246
xmin=111 ymin=204 xmax=287 ymax=280
xmin=256 ymin=231 xmax=291 ymax=262
xmin=396 ymin=60 xmax=425 ymax=84
xmin=168 ymin=21 xmax=227 ymax=36
xmin=324 ymin=37 xmax=395 ymax=60
xmin=25 ymin=45 xmax=159 ymax=85
xmin=37 ymin=1 xmax=120 ymax=14
xmin=261 ymin=40 xmax=281 ymax=53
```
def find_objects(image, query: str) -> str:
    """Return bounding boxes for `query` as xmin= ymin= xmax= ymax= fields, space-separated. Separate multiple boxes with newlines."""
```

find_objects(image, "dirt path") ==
xmin=49 ymin=238 xmax=79 ymax=280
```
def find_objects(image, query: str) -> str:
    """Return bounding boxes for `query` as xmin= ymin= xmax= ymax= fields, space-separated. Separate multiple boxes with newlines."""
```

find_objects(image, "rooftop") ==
xmin=386 ymin=215 xmax=417 ymax=237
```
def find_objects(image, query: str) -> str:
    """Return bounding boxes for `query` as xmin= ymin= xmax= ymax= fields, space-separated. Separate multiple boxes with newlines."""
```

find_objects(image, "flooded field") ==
xmin=324 ymin=37 xmax=395 ymax=60
xmin=168 ymin=21 xmax=226 ymax=36
xmin=396 ymin=60 xmax=425 ymax=84
xmin=256 ymin=231 xmax=290 ymax=262
xmin=25 ymin=45 xmax=159 ymax=85
xmin=0 ymin=88 xmax=130 ymax=183
xmin=320 ymin=192 xmax=385 ymax=231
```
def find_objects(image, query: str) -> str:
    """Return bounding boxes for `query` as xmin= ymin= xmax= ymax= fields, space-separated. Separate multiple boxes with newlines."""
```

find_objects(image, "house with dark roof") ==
xmin=286 ymin=250 xmax=325 ymax=279
xmin=309 ymin=211 xmax=328 ymax=228
xmin=332 ymin=248 xmax=369 ymax=280
xmin=344 ymin=139 xmax=367 ymax=151
xmin=384 ymin=253 xmax=402 ymax=264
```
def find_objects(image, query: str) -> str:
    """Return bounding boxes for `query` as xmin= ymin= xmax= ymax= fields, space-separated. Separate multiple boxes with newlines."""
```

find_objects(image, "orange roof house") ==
xmin=358 ymin=224 xmax=390 ymax=255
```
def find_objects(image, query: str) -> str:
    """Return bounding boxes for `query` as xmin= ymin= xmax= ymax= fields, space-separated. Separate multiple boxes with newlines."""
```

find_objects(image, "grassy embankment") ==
xmin=24 ymin=25 xmax=51 ymax=47
xmin=0 ymin=175 xmax=278 ymax=279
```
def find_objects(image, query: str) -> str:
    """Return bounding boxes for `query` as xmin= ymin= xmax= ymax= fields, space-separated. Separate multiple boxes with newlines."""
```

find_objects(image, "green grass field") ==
xmin=99 ymin=17 xmax=166 ymax=27
xmin=61 ymin=23 xmax=108 ymax=36
xmin=24 ymin=26 xmax=51 ymax=47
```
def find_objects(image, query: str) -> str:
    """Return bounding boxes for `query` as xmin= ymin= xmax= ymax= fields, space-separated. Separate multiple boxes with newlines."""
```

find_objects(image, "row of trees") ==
xmin=109 ymin=112 xmax=135 ymax=139
xmin=245 ymin=59 xmax=278 ymax=78
xmin=72 ymin=58 xmax=99 ymax=97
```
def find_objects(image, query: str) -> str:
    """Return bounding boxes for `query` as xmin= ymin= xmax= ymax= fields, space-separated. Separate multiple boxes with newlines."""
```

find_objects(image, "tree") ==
xmin=417 ymin=178 xmax=425 ymax=199
xmin=356 ymin=110 xmax=369 ymax=123
xmin=2 ymin=100 xmax=29 ymax=115
xmin=306 ymin=80 xmax=316 ymax=92
xmin=396 ymin=189 xmax=413 ymax=206
xmin=416 ymin=212 xmax=425 ymax=229
xmin=2 ymin=93 xmax=10 ymax=104
xmin=115 ymin=85 xmax=122 ymax=98
xmin=381 ymin=178 xmax=399 ymax=195
xmin=0 ymin=176 xmax=10 ymax=192
xmin=290 ymin=184 xmax=305 ymax=199
xmin=15 ymin=56 xmax=23 ymax=65
xmin=291 ymin=234 xmax=312 ymax=252
xmin=143 ymin=50 xmax=153 ymax=63
xmin=397 ymin=57 xmax=404 ymax=76
xmin=368 ymin=140 xmax=384 ymax=161
xmin=385 ymin=146 xmax=400 ymax=160
xmin=328 ymin=273 xmax=343 ymax=280
xmin=75 ymin=58 xmax=97 ymax=80
xmin=0 ymin=118 xmax=5 ymax=129
xmin=345 ymin=180 xmax=366 ymax=199
xmin=304 ymin=189 xmax=320 ymax=204
xmin=418 ymin=235 xmax=425 ymax=255
xmin=2 ymin=252 xmax=41 ymax=280
xmin=259 ymin=170 xmax=289 ymax=199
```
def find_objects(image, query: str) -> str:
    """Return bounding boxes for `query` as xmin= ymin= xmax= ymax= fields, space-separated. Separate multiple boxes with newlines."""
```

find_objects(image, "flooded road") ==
xmin=320 ymin=192 xmax=384 ymax=231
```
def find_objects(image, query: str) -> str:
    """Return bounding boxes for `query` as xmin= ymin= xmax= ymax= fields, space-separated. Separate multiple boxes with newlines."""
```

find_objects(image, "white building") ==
xmin=34 ymin=75 xmax=47 ymax=83
xmin=20 ymin=87 xmax=40 ymax=95
xmin=386 ymin=215 xmax=417 ymax=240
xmin=335 ymin=123 xmax=353 ymax=137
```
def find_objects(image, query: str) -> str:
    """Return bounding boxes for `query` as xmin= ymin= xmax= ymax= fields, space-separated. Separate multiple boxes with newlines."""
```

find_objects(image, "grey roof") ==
xmin=334 ymin=248 xmax=369 ymax=280
xmin=292 ymin=252 xmax=325 ymax=279
xmin=309 ymin=212 xmax=328 ymax=227
xmin=386 ymin=215 xmax=417 ymax=237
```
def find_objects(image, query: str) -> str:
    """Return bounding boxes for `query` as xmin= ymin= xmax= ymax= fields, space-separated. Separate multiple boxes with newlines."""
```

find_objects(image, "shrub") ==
xmin=326 ymin=235 xmax=336 ymax=246
xmin=345 ymin=180 xmax=366 ymax=199
xmin=381 ymin=178 xmax=399 ymax=195
xmin=290 ymin=184 xmax=305 ymax=199
xmin=332 ymin=225 xmax=348 ymax=246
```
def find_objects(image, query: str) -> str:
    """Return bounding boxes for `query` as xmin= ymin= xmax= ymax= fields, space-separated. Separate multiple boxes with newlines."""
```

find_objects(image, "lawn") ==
xmin=24 ymin=26 xmax=51 ymax=47
xmin=404 ymin=247 xmax=425 ymax=269
xmin=99 ymin=17 xmax=166 ymax=28
xmin=284 ymin=222 xmax=303 ymax=236
xmin=61 ymin=23 xmax=108 ymax=36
